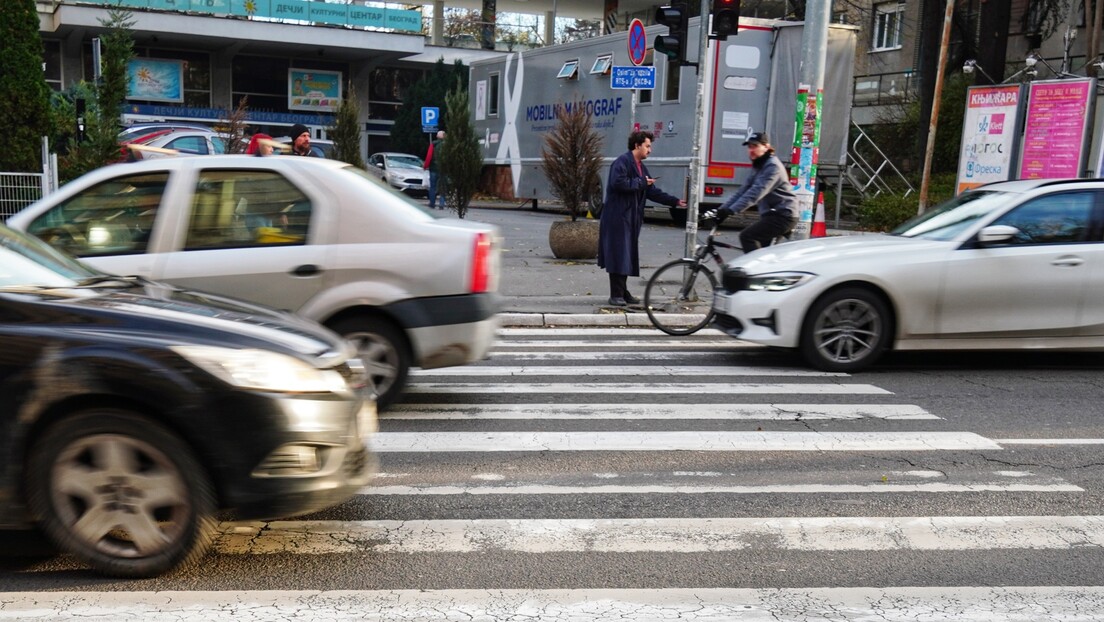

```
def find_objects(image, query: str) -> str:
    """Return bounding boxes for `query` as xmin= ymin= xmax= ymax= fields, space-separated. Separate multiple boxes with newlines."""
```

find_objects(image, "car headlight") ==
xmin=746 ymin=272 xmax=815 ymax=292
xmin=170 ymin=345 xmax=349 ymax=393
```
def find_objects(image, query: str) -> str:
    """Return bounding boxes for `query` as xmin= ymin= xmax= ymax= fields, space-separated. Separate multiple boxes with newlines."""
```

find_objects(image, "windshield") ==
xmin=0 ymin=224 xmax=99 ymax=289
xmin=890 ymin=191 xmax=1013 ymax=240
xmin=386 ymin=154 xmax=424 ymax=169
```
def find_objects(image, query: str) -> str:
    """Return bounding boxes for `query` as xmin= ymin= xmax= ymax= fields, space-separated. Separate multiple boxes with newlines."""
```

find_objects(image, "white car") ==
xmin=126 ymin=130 xmax=226 ymax=159
xmin=8 ymin=156 xmax=502 ymax=407
xmin=367 ymin=152 xmax=429 ymax=197
xmin=711 ymin=179 xmax=1104 ymax=372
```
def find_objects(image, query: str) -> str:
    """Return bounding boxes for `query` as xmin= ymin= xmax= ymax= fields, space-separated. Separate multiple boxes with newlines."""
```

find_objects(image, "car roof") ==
xmin=68 ymin=155 xmax=349 ymax=178
xmin=973 ymin=178 xmax=1104 ymax=193
xmin=376 ymin=152 xmax=421 ymax=157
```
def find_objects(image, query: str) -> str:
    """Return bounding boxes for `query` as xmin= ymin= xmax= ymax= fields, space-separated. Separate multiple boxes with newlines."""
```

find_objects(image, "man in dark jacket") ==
xmin=715 ymin=132 xmax=798 ymax=253
xmin=288 ymin=124 xmax=317 ymax=157
xmin=598 ymin=130 xmax=686 ymax=307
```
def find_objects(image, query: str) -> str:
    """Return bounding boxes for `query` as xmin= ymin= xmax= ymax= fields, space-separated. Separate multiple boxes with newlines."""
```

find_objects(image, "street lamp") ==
xmin=962 ymin=59 xmax=996 ymax=83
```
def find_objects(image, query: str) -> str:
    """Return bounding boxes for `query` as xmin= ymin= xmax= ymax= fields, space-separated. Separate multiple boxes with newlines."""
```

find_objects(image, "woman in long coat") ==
xmin=598 ymin=130 xmax=686 ymax=306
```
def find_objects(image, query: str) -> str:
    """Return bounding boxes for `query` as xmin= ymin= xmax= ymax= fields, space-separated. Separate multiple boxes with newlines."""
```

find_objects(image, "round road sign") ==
xmin=628 ymin=19 xmax=646 ymax=66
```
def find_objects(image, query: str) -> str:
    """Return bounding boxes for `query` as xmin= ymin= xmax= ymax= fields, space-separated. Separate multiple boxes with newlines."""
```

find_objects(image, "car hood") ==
xmin=4 ymin=281 xmax=352 ymax=361
xmin=731 ymin=234 xmax=952 ymax=273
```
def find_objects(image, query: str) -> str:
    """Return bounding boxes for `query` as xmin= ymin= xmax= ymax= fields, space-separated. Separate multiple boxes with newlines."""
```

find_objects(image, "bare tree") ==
xmin=214 ymin=95 xmax=250 ymax=155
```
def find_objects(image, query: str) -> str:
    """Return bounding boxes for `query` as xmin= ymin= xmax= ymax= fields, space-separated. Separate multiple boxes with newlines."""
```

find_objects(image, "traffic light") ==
xmin=712 ymin=0 xmax=740 ymax=40
xmin=655 ymin=4 xmax=689 ymax=66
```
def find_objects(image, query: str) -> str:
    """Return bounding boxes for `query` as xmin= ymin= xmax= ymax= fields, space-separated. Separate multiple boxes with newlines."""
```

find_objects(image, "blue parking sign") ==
xmin=421 ymin=107 xmax=439 ymax=133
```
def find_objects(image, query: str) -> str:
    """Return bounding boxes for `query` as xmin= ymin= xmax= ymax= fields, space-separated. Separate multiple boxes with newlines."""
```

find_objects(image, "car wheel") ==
xmin=26 ymin=409 xmax=217 ymax=578
xmin=330 ymin=316 xmax=411 ymax=409
xmin=799 ymin=287 xmax=891 ymax=372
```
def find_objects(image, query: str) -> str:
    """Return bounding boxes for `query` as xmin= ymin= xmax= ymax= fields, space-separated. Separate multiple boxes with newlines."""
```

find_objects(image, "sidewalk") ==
xmin=451 ymin=199 xmax=859 ymax=328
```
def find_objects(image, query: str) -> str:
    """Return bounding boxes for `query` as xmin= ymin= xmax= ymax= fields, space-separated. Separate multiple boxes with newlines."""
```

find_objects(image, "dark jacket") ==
xmin=720 ymin=152 xmax=797 ymax=218
xmin=426 ymin=139 xmax=443 ymax=173
xmin=598 ymin=151 xmax=681 ymax=276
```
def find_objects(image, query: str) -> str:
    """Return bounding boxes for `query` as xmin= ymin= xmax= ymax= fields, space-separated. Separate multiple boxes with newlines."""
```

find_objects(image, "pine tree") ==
xmin=329 ymin=86 xmax=366 ymax=168
xmin=390 ymin=59 xmax=467 ymax=156
xmin=439 ymin=78 xmax=482 ymax=219
xmin=63 ymin=8 xmax=134 ymax=180
xmin=0 ymin=0 xmax=53 ymax=172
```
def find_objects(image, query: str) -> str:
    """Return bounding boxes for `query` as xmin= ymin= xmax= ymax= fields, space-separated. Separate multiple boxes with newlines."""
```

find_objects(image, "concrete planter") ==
xmin=548 ymin=219 xmax=600 ymax=260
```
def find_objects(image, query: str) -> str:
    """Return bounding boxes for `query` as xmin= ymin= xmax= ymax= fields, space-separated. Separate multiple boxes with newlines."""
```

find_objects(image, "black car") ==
xmin=0 ymin=223 xmax=376 ymax=577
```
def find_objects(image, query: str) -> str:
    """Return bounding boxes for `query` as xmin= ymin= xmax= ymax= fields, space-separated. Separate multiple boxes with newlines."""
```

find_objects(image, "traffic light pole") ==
xmin=684 ymin=0 xmax=712 ymax=258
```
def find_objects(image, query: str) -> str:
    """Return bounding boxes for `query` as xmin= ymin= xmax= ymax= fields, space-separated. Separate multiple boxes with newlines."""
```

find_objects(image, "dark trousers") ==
xmin=608 ymin=273 xmax=629 ymax=298
xmin=739 ymin=211 xmax=798 ymax=254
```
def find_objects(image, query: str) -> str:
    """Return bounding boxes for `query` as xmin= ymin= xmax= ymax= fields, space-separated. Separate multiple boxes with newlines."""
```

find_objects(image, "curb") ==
xmin=499 ymin=312 xmax=708 ymax=328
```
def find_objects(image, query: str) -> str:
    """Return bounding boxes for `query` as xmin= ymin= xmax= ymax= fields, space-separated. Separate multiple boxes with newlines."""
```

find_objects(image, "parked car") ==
xmin=125 ymin=130 xmax=227 ymax=160
xmin=366 ymin=152 xmax=429 ymax=197
xmin=274 ymin=136 xmax=335 ymax=159
xmin=118 ymin=122 xmax=214 ymax=144
xmin=8 ymin=156 xmax=501 ymax=407
xmin=0 ymin=222 xmax=376 ymax=577
xmin=711 ymin=179 xmax=1104 ymax=372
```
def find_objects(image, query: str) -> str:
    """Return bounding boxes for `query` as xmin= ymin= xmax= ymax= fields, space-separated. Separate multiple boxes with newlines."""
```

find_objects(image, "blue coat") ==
xmin=598 ymin=151 xmax=681 ymax=276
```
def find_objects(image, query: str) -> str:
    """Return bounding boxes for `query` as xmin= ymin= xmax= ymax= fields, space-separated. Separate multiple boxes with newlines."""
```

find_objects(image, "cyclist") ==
xmin=711 ymin=132 xmax=798 ymax=253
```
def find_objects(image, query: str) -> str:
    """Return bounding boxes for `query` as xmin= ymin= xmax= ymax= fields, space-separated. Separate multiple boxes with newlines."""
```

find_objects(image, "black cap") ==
xmin=743 ymin=131 xmax=769 ymax=146
xmin=290 ymin=123 xmax=310 ymax=140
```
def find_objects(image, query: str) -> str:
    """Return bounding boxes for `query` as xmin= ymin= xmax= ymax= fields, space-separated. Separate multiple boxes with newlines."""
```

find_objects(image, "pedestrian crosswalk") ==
xmin=4 ymin=327 xmax=1101 ymax=622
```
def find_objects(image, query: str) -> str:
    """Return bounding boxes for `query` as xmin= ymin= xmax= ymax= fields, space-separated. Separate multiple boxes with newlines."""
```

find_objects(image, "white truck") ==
xmin=469 ymin=16 xmax=857 ymax=224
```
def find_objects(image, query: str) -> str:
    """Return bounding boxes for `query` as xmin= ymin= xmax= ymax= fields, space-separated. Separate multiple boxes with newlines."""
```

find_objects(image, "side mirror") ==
xmin=375 ymin=162 xmax=385 ymax=169
xmin=977 ymin=224 xmax=1019 ymax=244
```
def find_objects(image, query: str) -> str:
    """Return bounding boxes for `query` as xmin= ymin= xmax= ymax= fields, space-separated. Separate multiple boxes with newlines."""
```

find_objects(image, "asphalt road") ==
xmin=3 ymin=329 xmax=1104 ymax=621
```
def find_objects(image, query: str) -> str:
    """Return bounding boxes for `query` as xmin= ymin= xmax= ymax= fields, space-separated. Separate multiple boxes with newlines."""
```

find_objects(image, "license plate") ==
xmin=712 ymin=291 xmax=728 ymax=313
xmin=358 ymin=401 xmax=378 ymax=440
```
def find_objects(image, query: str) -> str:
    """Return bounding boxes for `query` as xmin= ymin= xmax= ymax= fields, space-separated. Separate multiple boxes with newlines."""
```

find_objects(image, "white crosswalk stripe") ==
xmin=11 ymin=327 xmax=1096 ymax=621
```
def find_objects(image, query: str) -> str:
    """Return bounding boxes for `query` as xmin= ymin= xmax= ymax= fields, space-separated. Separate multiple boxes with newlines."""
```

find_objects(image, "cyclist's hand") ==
xmin=716 ymin=207 xmax=734 ymax=219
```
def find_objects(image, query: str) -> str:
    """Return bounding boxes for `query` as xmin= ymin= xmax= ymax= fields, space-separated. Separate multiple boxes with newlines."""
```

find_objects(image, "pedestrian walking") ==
xmin=245 ymin=133 xmax=274 ymax=156
xmin=598 ymin=130 xmax=686 ymax=307
xmin=425 ymin=130 xmax=446 ymax=209
xmin=713 ymin=132 xmax=798 ymax=253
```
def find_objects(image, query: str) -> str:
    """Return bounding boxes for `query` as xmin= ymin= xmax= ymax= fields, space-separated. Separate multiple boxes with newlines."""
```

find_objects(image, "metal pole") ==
xmin=788 ymin=0 xmax=831 ymax=240
xmin=917 ymin=0 xmax=954 ymax=214
xmin=684 ymin=0 xmax=711 ymax=258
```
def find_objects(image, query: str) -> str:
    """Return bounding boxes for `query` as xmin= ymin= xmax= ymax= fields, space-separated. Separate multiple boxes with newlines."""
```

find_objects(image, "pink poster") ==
xmin=1019 ymin=79 xmax=1094 ymax=180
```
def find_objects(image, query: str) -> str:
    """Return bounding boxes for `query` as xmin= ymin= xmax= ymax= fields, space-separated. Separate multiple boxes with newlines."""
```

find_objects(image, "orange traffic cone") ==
xmin=811 ymin=192 xmax=827 ymax=238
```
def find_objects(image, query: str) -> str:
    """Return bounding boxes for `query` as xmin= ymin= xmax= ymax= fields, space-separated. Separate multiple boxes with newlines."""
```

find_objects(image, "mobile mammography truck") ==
xmin=469 ymin=16 xmax=856 ymax=224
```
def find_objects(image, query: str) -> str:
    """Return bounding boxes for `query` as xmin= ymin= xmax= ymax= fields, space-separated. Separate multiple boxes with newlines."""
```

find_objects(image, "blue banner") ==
xmin=87 ymin=0 xmax=422 ymax=32
xmin=125 ymin=103 xmax=335 ymax=125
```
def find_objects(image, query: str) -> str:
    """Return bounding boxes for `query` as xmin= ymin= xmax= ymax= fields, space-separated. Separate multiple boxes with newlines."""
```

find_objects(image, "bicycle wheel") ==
xmin=644 ymin=258 xmax=718 ymax=335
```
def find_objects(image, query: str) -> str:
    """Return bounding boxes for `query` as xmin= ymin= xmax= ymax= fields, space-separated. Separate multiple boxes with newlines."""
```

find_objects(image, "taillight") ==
xmin=470 ymin=232 xmax=492 ymax=293
xmin=704 ymin=185 xmax=724 ymax=196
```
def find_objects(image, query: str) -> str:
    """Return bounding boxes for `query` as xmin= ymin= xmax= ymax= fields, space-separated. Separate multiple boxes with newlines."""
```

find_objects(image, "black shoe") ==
xmin=623 ymin=292 xmax=640 ymax=304
xmin=607 ymin=297 xmax=627 ymax=307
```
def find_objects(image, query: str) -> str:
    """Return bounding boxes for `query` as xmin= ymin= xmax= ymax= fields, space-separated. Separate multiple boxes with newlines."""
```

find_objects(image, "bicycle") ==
xmin=643 ymin=215 xmax=735 ymax=336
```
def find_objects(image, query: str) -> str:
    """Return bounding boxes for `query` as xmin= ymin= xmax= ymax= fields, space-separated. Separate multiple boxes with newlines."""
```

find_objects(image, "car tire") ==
xmin=799 ymin=287 xmax=892 ymax=373
xmin=330 ymin=316 xmax=411 ymax=409
xmin=26 ymin=409 xmax=217 ymax=578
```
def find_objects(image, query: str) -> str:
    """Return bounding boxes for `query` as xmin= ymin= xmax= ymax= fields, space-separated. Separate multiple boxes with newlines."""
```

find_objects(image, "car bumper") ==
xmin=711 ymin=287 xmax=808 ymax=348
xmin=387 ymin=292 xmax=502 ymax=368
xmin=218 ymin=395 xmax=378 ymax=520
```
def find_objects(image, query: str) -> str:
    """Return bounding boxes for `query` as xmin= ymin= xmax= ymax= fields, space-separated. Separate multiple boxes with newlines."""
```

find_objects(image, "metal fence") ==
xmin=0 ymin=139 xmax=58 ymax=221
xmin=0 ymin=173 xmax=48 ymax=221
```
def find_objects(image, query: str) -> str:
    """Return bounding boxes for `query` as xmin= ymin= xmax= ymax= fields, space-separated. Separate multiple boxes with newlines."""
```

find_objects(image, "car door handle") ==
xmin=1051 ymin=256 xmax=1084 ymax=267
xmin=291 ymin=264 xmax=321 ymax=277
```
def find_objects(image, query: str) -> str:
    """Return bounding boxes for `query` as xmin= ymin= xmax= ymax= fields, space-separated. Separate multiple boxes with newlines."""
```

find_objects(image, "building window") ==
xmin=488 ymin=73 xmax=500 ymax=117
xmin=367 ymin=66 xmax=422 ymax=121
xmin=872 ymin=2 xmax=904 ymax=51
xmin=43 ymin=40 xmax=62 ymax=91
